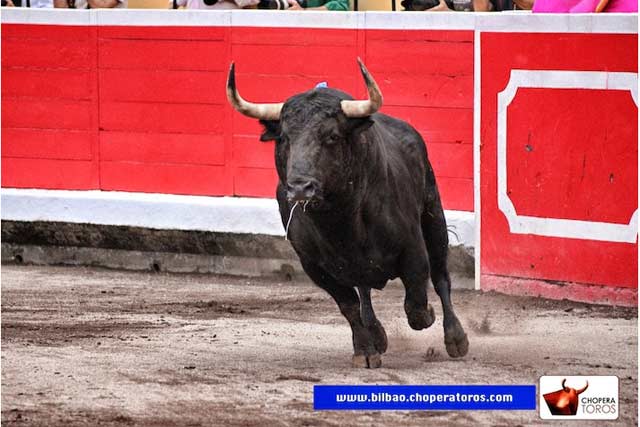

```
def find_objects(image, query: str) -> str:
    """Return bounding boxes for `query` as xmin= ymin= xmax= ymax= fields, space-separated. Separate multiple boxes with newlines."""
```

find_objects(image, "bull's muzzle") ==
xmin=287 ymin=179 xmax=319 ymax=202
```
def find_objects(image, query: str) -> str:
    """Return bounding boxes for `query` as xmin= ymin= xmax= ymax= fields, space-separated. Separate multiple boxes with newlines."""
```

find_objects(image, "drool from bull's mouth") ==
xmin=285 ymin=201 xmax=299 ymax=241
xmin=227 ymin=58 xmax=469 ymax=368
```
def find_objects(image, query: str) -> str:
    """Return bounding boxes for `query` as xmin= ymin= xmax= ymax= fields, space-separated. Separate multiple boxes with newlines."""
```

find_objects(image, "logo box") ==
xmin=539 ymin=376 xmax=619 ymax=420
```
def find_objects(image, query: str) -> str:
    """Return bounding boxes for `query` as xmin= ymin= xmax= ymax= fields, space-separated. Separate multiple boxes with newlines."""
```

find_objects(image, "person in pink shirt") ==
xmin=172 ymin=0 xmax=258 ymax=9
xmin=532 ymin=0 xmax=637 ymax=12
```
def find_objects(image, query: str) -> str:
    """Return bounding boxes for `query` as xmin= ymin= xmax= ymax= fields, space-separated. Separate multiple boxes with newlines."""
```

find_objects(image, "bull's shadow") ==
xmin=227 ymin=58 xmax=468 ymax=368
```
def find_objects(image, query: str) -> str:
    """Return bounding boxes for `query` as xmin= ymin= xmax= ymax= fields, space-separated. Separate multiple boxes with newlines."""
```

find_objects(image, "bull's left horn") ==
xmin=576 ymin=381 xmax=589 ymax=395
xmin=226 ymin=62 xmax=283 ymax=120
xmin=341 ymin=58 xmax=383 ymax=118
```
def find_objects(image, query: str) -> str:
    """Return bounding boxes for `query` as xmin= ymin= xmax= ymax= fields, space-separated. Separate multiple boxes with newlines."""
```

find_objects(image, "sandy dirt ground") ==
xmin=1 ymin=265 xmax=637 ymax=427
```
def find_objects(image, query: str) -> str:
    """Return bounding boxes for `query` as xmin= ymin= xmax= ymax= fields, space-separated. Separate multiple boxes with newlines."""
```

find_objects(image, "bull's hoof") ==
xmin=370 ymin=322 xmax=388 ymax=354
xmin=352 ymin=353 xmax=382 ymax=369
xmin=406 ymin=304 xmax=436 ymax=331
xmin=444 ymin=326 xmax=469 ymax=358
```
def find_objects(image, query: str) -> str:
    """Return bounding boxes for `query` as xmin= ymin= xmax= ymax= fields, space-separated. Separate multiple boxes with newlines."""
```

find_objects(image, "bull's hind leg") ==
xmin=301 ymin=262 xmax=382 ymax=368
xmin=421 ymin=192 xmax=469 ymax=358
xmin=400 ymin=240 xmax=436 ymax=331
xmin=357 ymin=286 xmax=387 ymax=354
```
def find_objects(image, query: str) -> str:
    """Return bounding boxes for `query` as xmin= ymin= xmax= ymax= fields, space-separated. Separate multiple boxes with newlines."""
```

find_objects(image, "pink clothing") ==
xmin=532 ymin=0 xmax=638 ymax=13
xmin=175 ymin=0 xmax=258 ymax=8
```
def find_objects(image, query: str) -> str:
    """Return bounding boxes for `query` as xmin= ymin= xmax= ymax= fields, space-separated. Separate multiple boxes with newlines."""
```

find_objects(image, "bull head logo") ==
xmin=543 ymin=378 xmax=589 ymax=415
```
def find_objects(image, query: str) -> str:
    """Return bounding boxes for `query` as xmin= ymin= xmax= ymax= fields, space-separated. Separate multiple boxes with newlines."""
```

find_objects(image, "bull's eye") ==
xmin=326 ymin=134 xmax=341 ymax=145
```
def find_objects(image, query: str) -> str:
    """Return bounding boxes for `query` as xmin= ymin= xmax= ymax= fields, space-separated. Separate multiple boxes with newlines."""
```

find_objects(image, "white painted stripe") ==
xmin=1 ymin=8 xmax=94 ymax=25
xmin=97 ymin=8 xmax=231 ymax=26
xmin=496 ymin=69 xmax=639 ymax=244
xmin=1 ymin=8 xmax=636 ymax=33
xmin=0 ymin=189 xmax=476 ymax=247
xmin=1 ymin=189 xmax=286 ymax=236
xmin=364 ymin=11 xmax=475 ymax=30
xmin=231 ymin=9 xmax=362 ymax=29
xmin=473 ymin=28 xmax=481 ymax=290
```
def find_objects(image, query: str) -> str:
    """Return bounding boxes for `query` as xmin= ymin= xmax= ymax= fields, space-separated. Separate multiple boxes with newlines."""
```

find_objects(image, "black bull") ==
xmin=227 ymin=59 xmax=468 ymax=368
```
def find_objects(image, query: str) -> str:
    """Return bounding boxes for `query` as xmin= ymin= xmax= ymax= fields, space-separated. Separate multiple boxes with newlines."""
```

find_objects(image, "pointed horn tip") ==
xmin=357 ymin=58 xmax=368 ymax=74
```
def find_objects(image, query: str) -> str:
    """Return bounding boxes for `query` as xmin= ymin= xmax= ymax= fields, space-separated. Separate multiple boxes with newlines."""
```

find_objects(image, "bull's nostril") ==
xmin=287 ymin=180 xmax=315 ymax=201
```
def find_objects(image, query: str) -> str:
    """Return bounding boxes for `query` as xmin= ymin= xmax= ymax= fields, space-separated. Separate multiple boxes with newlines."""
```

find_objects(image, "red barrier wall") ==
xmin=478 ymin=31 xmax=638 ymax=304
xmin=2 ymin=11 xmax=637 ymax=304
xmin=1 ymin=23 xmax=474 ymax=211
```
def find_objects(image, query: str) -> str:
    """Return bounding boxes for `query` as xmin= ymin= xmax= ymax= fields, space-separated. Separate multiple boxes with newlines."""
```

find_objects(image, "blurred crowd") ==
xmin=1 ymin=0 xmax=636 ymax=13
xmin=1 ymin=0 xmax=126 ymax=7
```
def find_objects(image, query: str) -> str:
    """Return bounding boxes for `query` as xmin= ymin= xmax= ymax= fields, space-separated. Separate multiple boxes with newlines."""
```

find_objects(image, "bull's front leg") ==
xmin=301 ymin=262 xmax=382 ymax=368
xmin=357 ymin=286 xmax=387 ymax=355
xmin=331 ymin=287 xmax=382 ymax=369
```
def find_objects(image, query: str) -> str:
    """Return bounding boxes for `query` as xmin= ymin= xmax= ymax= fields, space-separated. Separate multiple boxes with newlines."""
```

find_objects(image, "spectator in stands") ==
xmin=472 ymin=0 xmax=533 ymax=10
xmin=283 ymin=0 xmax=349 ymax=10
xmin=27 ymin=0 xmax=54 ymax=6
xmin=532 ymin=0 xmax=636 ymax=12
xmin=1 ymin=0 xmax=15 ymax=5
xmin=172 ymin=0 xmax=259 ymax=9
xmin=54 ymin=0 xmax=126 ymax=7
xmin=403 ymin=0 xmax=532 ymax=9
xmin=400 ymin=0 xmax=459 ymax=11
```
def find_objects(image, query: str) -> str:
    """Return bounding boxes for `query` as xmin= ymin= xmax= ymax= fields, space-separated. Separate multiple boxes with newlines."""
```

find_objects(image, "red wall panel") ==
xmin=234 ymin=167 xmax=279 ymax=198
xmin=100 ymin=132 xmax=225 ymax=165
xmin=98 ymin=39 xmax=228 ymax=71
xmin=2 ymin=39 xmax=94 ymax=69
xmin=99 ymin=102 xmax=225 ymax=133
xmin=233 ymin=137 xmax=275 ymax=169
xmin=2 ymin=98 xmax=93 ymax=130
xmin=96 ymin=26 xmax=231 ymax=196
xmin=2 ymin=158 xmax=98 ymax=190
xmin=100 ymin=162 xmax=228 ymax=196
xmin=2 ymin=69 xmax=94 ymax=100
xmin=99 ymin=70 xmax=226 ymax=104
xmin=2 ymin=129 xmax=93 ymax=160
xmin=2 ymin=24 xmax=98 ymax=190
xmin=480 ymin=31 xmax=638 ymax=290
xmin=1 ymin=23 xmax=474 ymax=211
xmin=506 ymin=88 xmax=637 ymax=224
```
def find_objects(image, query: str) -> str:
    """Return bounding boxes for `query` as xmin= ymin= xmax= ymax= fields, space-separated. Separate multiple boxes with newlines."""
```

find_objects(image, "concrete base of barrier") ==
xmin=0 ymin=220 xmax=475 ymax=288
xmin=1 ymin=242 xmax=306 ymax=281
xmin=0 ymin=189 xmax=476 ymax=285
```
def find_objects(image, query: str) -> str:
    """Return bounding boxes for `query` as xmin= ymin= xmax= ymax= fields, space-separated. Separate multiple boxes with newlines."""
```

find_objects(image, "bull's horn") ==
xmin=561 ymin=378 xmax=568 ymax=391
xmin=226 ymin=62 xmax=283 ymax=121
xmin=341 ymin=58 xmax=383 ymax=118
xmin=576 ymin=381 xmax=589 ymax=395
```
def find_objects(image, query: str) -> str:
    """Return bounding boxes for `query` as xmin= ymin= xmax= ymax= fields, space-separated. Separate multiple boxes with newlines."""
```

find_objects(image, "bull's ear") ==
xmin=259 ymin=120 xmax=281 ymax=142
xmin=348 ymin=117 xmax=374 ymax=137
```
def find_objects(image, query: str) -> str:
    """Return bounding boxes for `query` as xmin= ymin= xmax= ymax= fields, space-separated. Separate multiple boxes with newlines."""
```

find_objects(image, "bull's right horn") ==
xmin=576 ymin=381 xmax=589 ymax=395
xmin=226 ymin=62 xmax=283 ymax=121
xmin=561 ymin=378 xmax=568 ymax=391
